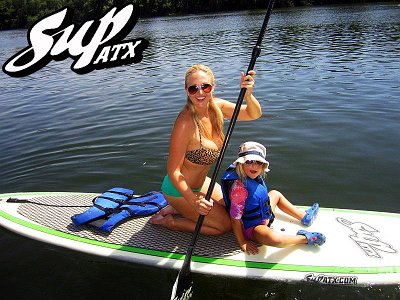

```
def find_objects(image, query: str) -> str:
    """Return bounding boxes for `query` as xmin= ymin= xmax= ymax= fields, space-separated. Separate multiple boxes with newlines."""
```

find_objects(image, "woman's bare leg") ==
xmin=150 ymin=194 xmax=231 ymax=235
xmin=158 ymin=205 xmax=179 ymax=216
xmin=150 ymin=177 xmax=231 ymax=235
xmin=200 ymin=177 xmax=225 ymax=206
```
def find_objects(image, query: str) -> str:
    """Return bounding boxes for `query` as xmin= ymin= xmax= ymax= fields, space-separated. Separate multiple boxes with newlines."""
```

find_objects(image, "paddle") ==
xmin=170 ymin=1 xmax=276 ymax=299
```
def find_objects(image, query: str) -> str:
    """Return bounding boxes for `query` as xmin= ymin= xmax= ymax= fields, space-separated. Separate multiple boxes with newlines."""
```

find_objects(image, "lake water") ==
xmin=1 ymin=3 xmax=399 ymax=299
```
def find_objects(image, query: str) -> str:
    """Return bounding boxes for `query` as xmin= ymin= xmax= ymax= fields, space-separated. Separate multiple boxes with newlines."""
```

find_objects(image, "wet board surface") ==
xmin=1 ymin=192 xmax=399 ymax=286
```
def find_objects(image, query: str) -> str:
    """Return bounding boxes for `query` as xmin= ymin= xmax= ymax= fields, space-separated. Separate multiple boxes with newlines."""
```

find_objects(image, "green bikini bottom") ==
xmin=161 ymin=175 xmax=202 ymax=197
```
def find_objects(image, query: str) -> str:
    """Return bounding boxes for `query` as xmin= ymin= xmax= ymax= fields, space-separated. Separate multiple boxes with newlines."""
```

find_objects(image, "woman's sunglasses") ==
xmin=245 ymin=160 xmax=264 ymax=166
xmin=187 ymin=83 xmax=213 ymax=95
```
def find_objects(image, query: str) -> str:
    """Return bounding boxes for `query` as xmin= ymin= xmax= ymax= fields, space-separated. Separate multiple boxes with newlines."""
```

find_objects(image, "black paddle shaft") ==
xmin=186 ymin=0 xmax=275 ymax=262
xmin=172 ymin=1 xmax=276 ymax=299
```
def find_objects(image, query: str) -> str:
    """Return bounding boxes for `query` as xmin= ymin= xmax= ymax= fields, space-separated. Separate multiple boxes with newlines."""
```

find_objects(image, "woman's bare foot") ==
xmin=159 ymin=204 xmax=179 ymax=216
xmin=149 ymin=213 xmax=174 ymax=228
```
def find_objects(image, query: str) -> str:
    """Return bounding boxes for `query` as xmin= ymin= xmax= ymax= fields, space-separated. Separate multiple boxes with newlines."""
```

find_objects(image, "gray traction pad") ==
xmin=18 ymin=194 xmax=242 ymax=257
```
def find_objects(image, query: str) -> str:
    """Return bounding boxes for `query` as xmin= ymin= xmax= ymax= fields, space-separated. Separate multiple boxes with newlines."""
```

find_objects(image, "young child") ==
xmin=221 ymin=141 xmax=326 ymax=255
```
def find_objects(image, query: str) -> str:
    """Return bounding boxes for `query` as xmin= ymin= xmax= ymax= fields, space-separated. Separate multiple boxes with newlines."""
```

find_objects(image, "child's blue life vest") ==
xmin=71 ymin=188 xmax=168 ymax=232
xmin=221 ymin=165 xmax=274 ymax=229
xmin=71 ymin=187 xmax=136 ymax=226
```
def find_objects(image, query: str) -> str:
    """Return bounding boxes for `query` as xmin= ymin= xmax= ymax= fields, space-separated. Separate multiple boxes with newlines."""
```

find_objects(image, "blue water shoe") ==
xmin=297 ymin=230 xmax=326 ymax=246
xmin=301 ymin=203 xmax=319 ymax=226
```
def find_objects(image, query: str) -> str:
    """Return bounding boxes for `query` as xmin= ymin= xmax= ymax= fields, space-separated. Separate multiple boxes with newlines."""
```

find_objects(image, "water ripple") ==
xmin=1 ymin=4 xmax=399 ymax=211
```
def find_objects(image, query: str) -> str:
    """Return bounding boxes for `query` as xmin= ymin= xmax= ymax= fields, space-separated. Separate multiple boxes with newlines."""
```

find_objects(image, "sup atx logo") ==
xmin=337 ymin=217 xmax=397 ymax=258
xmin=2 ymin=4 xmax=148 ymax=77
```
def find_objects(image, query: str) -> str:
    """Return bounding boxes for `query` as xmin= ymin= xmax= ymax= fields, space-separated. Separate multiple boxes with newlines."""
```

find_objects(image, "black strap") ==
xmin=91 ymin=189 xmax=135 ymax=205
xmin=93 ymin=203 xmax=115 ymax=213
xmin=123 ymin=201 xmax=164 ymax=216
xmin=6 ymin=198 xmax=90 ymax=208
xmin=242 ymin=204 xmax=273 ymax=221
xmin=92 ymin=192 xmax=162 ymax=213
xmin=93 ymin=195 xmax=128 ymax=204
xmin=243 ymin=206 xmax=259 ymax=215
xmin=123 ymin=195 xmax=164 ymax=215
xmin=107 ymin=189 xmax=134 ymax=198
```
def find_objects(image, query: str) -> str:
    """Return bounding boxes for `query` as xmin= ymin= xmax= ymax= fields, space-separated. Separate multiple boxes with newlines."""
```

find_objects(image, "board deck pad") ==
xmin=1 ymin=192 xmax=399 ymax=286
xmin=17 ymin=194 xmax=242 ymax=257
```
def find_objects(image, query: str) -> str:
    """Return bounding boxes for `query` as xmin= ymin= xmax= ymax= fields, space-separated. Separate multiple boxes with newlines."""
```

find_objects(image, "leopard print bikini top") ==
xmin=185 ymin=120 xmax=221 ymax=165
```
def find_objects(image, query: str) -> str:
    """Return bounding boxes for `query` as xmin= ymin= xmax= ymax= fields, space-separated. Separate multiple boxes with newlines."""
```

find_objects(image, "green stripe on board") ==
xmin=1 ymin=192 xmax=399 ymax=275
xmin=190 ymin=255 xmax=399 ymax=274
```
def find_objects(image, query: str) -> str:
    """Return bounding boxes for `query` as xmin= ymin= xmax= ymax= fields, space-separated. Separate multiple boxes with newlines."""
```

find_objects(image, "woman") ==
xmin=221 ymin=141 xmax=325 ymax=254
xmin=150 ymin=64 xmax=262 ymax=235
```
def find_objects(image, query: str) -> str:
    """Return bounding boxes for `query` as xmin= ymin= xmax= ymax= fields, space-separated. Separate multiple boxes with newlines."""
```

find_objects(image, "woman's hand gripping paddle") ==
xmin=171 ymin=1 xmax=276 ymax=299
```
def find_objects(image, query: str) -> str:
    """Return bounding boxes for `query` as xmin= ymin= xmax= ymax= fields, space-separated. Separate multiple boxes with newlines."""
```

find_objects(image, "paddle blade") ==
xmin=170 ymin=268 xmax=193 ymax=300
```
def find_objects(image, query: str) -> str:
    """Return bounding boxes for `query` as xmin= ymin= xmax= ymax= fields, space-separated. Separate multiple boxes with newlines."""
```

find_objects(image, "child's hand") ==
xmin=240 ymin=240 xmax=259 ymax=255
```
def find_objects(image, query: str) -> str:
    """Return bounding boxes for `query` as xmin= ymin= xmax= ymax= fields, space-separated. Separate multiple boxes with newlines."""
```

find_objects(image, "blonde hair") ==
xmin=184 ymin=64 xmax=225 ymax=141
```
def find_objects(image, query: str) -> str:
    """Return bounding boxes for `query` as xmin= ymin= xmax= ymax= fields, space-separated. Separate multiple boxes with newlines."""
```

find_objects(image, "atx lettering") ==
xmin=93 ymin=40 xmax=143 ymax=65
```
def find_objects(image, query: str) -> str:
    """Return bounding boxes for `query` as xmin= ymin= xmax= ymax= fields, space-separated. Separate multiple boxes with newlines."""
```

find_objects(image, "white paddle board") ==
xmin=1 ymin=192 xmax=399 ymax=286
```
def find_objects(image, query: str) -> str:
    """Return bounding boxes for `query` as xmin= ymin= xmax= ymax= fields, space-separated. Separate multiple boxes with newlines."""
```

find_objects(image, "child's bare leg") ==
xmin=253 ymin=225 xmax=307 ymax=247
xmin=268 ymin=190 xmax=305 ymax=221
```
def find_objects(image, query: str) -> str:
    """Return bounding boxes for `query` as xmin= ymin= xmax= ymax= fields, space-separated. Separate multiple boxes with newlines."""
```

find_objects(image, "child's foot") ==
xmin=301 ymin=203 xmax=319 ymax=226
xmin=297 ymin=230 xmax=326 ymax=246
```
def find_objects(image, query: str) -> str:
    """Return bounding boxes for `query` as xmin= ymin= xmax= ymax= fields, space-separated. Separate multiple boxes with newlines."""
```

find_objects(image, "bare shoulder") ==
xmin=214 ymin=97 xmax=229 ymax=107
xmin=214 ymin=98 xmax=234 ymax=109
xmin=214 ymin=97 xmax=235 ymax=118
xmin=173 ymin=108 xmax=195 ymax=134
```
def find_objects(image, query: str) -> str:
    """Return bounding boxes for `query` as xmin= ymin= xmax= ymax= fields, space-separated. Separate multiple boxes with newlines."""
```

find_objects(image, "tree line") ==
xmin=0 ymin=0 xmax=391 ymax=30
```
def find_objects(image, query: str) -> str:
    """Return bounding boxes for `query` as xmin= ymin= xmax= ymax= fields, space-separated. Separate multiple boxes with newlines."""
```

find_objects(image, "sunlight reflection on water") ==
xmin=1 ymin=3 xmax=399 ymax=299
